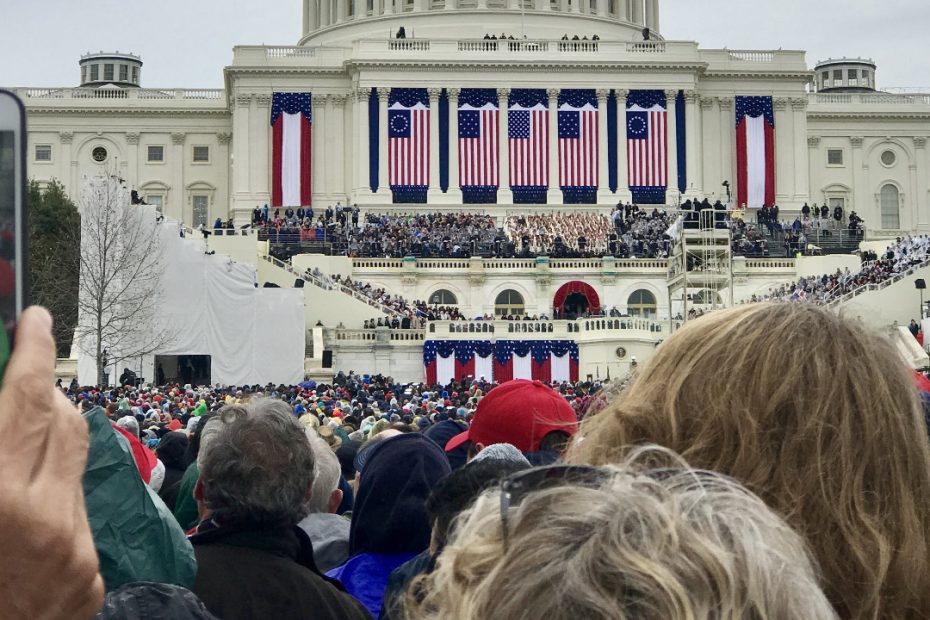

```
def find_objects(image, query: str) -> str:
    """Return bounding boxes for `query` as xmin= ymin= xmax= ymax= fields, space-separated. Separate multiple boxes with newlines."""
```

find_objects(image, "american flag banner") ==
xmin=627 ymin=90 xmax=667 ymax=205
xmin=389 ymin=88 xmax=429 ymax=199
xmin=270 ymin=92 xmax=312 ymax=208
xmin=509 ymin=89 xmax=549 ymax=202
xmin=558 ymin=89 xmax=598 ymax=189
xmin=459 ymin=88 xmax=499 ymax=190
xmin=736 ymin=96 xmax=776 ymax=209
xmin=424 ymin=340 xmax=578 ymax=385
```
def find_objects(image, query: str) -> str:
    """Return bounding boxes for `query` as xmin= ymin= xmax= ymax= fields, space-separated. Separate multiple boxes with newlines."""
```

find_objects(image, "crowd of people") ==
xmin=752 ymin=234 xmax=930 ymax=303
xmin=13 ymin=301 xmax=930 ymax=618
xmin=345 ymin=213 xmax=499 ymax=259
xmin=329 ymin=274 xmax=466 ymax=323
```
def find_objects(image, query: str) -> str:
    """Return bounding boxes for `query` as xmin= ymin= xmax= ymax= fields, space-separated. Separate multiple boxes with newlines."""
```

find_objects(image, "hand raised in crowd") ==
xmin=0 ymin=307 xmax=104 ymax=619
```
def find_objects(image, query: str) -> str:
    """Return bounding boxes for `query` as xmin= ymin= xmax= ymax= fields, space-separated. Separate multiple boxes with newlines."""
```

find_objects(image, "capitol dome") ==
xmin=300 ymin=0 xmax=662 ymax=45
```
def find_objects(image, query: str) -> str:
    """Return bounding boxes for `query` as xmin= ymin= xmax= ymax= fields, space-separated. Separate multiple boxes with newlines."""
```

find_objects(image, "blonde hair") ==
xmin=405 ymin=448 xmax=837 ymax=620
xmin=569 ymin=303 xmax=930 ymax=619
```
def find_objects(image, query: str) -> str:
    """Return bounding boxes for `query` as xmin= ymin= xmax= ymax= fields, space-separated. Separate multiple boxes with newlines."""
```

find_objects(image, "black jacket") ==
xmin=191 ymin=524 xmax=372 ymax=620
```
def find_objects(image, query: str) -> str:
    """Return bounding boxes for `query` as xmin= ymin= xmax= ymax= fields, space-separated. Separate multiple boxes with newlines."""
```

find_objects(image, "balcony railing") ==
xmin=16 ymin=87 xmax=225 ymax=101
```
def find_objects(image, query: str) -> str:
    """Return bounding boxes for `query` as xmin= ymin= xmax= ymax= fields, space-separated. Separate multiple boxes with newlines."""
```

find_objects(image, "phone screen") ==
xmin=0 ymin=131 xmax=16 ymax=376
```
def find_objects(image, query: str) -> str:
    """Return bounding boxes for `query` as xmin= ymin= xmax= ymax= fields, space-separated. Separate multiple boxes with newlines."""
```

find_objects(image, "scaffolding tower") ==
xmin=667 ymin=207 xmax=734 ymax=328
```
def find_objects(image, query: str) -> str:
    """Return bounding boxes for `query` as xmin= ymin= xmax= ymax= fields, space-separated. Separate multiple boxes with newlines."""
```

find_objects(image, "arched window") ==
xmin=495 ymin=289 xmax=525 ymax=317
xmin=880 ymin=184 xmax=900 ymax=229
xmin=627 ymin=289 xmax=656 ymax=318
xmin=429 ymin=289 xmax=458 ymax=305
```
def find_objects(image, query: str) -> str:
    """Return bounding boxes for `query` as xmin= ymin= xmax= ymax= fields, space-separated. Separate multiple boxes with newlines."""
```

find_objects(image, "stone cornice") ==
xmin=807 ymin=111 xmax=930 ymax=121
xmin=22 ymin=107 xmax=232 ymax=118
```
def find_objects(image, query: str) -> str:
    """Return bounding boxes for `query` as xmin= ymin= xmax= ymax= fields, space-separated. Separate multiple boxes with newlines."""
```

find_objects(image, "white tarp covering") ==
xmin=78 ymin=211 xmax=304 ymax=386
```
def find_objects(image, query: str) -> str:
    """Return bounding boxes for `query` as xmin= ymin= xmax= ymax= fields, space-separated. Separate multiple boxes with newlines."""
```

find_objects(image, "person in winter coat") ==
xmin=327 ymin=434 xmax=451 ymax=617
xmin=156 ymin=431 xmax=190 ymax=511
xmin=190 ymin=401 xmax=370 ymax=620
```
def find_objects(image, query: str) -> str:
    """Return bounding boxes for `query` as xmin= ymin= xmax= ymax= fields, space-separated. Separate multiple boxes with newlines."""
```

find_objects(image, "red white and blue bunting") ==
xmin=424 ymin=340 xmax=579 ymax=386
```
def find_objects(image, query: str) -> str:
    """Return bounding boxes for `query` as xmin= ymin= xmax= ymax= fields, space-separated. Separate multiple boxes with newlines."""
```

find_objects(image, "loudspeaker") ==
xmin=322 ymin=350 xmax=333 ymax=368
xmin=294 ymin=278 xmax=305 ymax=288
xmin=263 ymin=282 xmax=280 ymax=288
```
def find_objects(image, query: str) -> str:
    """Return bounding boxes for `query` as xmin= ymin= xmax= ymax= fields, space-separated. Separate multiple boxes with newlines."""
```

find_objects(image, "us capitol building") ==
xmin=13 ymin=1 xmax=930 ymax=382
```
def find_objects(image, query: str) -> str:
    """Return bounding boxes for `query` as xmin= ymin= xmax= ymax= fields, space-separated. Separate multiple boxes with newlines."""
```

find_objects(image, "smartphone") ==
xmin=0 ymin=89 xmax=28 ymax=381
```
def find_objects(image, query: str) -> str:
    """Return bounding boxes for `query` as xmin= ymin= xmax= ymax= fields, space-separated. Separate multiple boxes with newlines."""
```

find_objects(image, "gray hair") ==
xmin=407 ymin=446 xmax=838 ymax=620
xmin=198 ymin=399 xmax=315 ymax=528
xmin=305 ymin=430 xmax=341 ymax=513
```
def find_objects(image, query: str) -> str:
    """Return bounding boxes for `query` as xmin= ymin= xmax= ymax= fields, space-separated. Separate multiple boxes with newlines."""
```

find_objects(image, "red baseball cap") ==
xmin=444 ymin=379 xmax=577 ymax=454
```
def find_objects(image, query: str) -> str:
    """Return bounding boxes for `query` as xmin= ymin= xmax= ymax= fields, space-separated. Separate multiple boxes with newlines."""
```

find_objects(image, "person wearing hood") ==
xmin=327 ymin=433 xmax=451 ymax=617
xmin=157 ymin=431 xmax=190 ymax=511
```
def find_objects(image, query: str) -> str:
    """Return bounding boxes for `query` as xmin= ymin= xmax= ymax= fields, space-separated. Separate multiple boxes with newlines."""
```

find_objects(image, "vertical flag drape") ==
xmin=509 ymin=89 xmax=549 ymax=204
xmin=389 ymin=88 xmax=430 ymax=203
xmin=271 ymin=92 xmax=313 ymax=208
xmin=626 ymin=90 xmax=667 ymax=205
xmin=425 ymin=340 xmax=579 ymax=385
xmin=559 ymin=89 xmax=598 ymax=204
xmin=459 ymin=88 xmax=499 ymax=204
xmin=735 ymin=96 xmax=776 ymax=209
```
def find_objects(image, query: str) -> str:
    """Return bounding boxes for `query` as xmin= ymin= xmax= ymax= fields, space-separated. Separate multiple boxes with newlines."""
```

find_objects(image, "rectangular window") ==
xmin=82 ymin=66 xmax=88 ymax=83
xmin=132 ymin=66 xmax=138 ymax=83
xmin=120 ymin=65 xmax=128 ymax=82
xmin=147 ymin=145 xmax=165 ymax=162
xmin=90 ymin=64 xmax=99 ymax=81
xmin=827 ymin=149 xmax=844 ymax=166
xmin=103 ymin=64 xmax=114 ymax=81
xmin=833 ymin=70 xmax=843 ymax=80
xmin=193 ymin=195 xmax=209 ymax=226
xmin=192 ymin=145 xmax=210 ymax=163
xmin=34 ymin=144 xmax=52 ymax=162
xmin=848 ymin=69 xmax=858 ymax=79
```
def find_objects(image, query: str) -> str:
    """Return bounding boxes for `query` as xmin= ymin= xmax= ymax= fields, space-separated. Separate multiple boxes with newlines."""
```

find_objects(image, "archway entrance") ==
xmin=553 ymin=281 xmax=601 ymax=319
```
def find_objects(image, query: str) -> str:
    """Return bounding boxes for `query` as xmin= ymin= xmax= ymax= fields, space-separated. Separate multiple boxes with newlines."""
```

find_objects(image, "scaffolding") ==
xmin=667 ymin=207 xmax=734 ymax=329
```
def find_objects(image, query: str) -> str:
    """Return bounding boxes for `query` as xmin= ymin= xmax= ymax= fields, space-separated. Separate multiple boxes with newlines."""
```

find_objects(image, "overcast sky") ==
xmin=1 ymin=0 xmax=927 ymax=89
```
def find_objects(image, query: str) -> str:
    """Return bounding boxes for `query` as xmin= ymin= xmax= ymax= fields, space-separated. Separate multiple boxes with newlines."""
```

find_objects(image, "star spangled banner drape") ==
xmin=627 ymin=90 xmax=667 ymax=205
xmin=271 ymin=92 xmax=312 ymax=208
xmin=559 ymin=89 xmax=598 ymax=204
xmin=424 ymin=340 xmax=579 ymax=385
xmin=389 ymin=88 xmax=429 ymax=203
xmin=735 ymin=96 xmax=776 ymax=209
xmin=459 ymin=88 xmax=499 ymax=204
xmin=509 ymin=89 xmax=549 ymax=204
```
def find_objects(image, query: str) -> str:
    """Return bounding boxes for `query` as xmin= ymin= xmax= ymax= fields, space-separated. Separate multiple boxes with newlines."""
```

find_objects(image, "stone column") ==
xmin=646 ymin=0 xmax=659 ymax=32
xmin=171 ymin=132 xmax=186 ymax=223
xmin=232 ymin=93 xmax=252 ymax=216
xmin=631 ymin=0 xmax=643 ymax=26
xmin=845 ymin=135 xmax=862 ymax=216
xmin=383 ymin=0 xmax=394 ymax=15
xmin=253 ymin=94 xmax=272 ymax=205
xmin=447 ymin=88 xmax=462 ymax=201
xmin=546 ymin=88 xmax=562 ymax=205
xmin=570 ymin=0 xmax=581 ymax=12
xmin=320 ymin=0 xmax=331 ymax=26
xmin=700 ymin=96 xmax=717 ymax=200
xmin=914 ymin=137 xmax=928 ymax=230
xmin=335 ymin=0 xmax=346 ymax=23
xmin=477 ymin=0 xmax=487 ymax=9
xmin=216 ymin=132 xmax=232 ymax=219
xmin=596 ymin=89 xmax=612 ymax=204
xmin=331 ymin=94 xmax=347 ymax=203
xmin=123 ymin=131 xmax=138 ymax=189
xmin=683 ymin=91 xmax=700 ymax=198
xmin=615 ymin=89 xmax=632 ymax=203
xmin=354 ymin=0 xmax=366 ymax=19
xmin=718 ymin=97 xmax=734 ymax=206
xmin=596 ymin=0 xmax=608 ymax=17
xmin=445 ymin=0 xmax=457 ymax=9
xmin=772 ymin=98 xmax=792 ymax=203
xmin=303 ymin=0 xmax=311 ymax=35
xmin=791 ymin=97 xmax=810 ymax=205
xmin=665 ymin=89 xmax=679 ymax=205
xmin=313 ymin=94 xmax=328 ymax=203
xmin=377 ymin=89 xmax=391 ymax=197
xmin=427 ymin=88 xmax=442 ymax=199
xmin=354 ymin=87 xmax=371 ymax=201
xmin=498 ymin=88 xmax=513 ymax=204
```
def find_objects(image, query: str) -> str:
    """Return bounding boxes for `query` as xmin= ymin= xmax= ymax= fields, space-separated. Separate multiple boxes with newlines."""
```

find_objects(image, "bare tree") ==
xmin=75 ymin=173 xmax=173 ymax=386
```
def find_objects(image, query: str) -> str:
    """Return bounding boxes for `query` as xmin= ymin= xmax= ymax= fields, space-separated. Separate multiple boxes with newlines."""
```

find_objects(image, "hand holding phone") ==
xmin=0 ymin=89 xmax=27 ymax=381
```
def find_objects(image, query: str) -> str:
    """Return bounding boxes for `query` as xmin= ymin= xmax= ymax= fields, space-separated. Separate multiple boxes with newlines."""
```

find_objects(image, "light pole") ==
xmin=917 ymin=279 xmax=926 ymax=320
